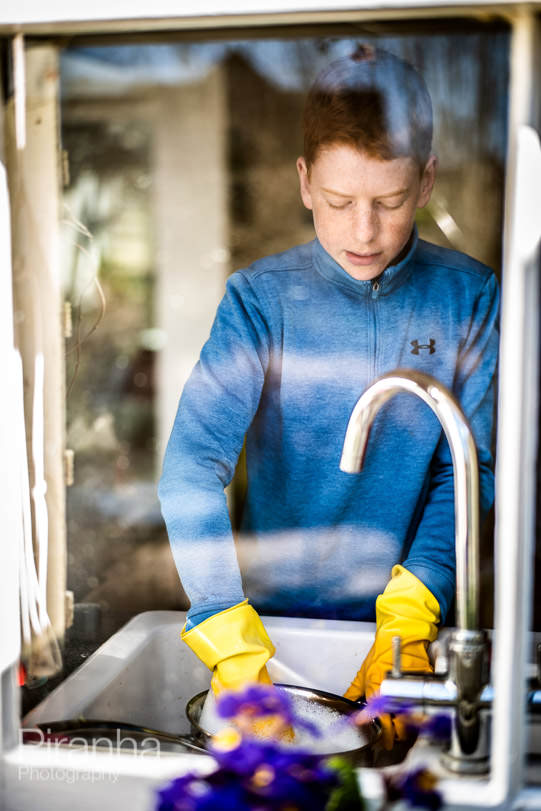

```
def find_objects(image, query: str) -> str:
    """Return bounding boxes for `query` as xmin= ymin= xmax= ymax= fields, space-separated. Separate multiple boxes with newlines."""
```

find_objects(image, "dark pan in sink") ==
xmin=186 ymin=683 xmax=382 ymax=765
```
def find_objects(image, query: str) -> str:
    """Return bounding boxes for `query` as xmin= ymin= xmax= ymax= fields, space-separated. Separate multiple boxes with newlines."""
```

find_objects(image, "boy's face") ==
xmin=297 ymin=144 xmax=436 ymax=281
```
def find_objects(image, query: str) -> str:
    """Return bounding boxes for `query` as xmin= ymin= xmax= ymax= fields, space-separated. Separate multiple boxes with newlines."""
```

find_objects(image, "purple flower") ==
xmin=156 ymin=736 xmax=339 ymax=811
xmin=350 ymin=693 xmax=417 ymax=735
xmin=194 ymin=777 xmax=255 ymax=811
xmin=364 ymin=693 xmax=416 ymax=718
xmin=351 ymin=696 xmax=451 ymax=746
xmin=419 ymin=713 xmax=452 ymax=742
xmin=210 ymin=738 xmax=273 ymax=776
xmin=155 ymin=773 xmax=209 ymax=811
xmin=156 ymin=684 xmax=447 ymax=811
xmin=216 ymin=684 xmax=321 ymax=739
xmin=385 ymin=766 xmax=443 ymax=810
xmin=243 ymin=748 xmax=337 ymax=810
xmin=217 ymin=685 xmax=292 ymax=721
xmin=212 ymin=735 xmax=333 ymax=785
xmin=156 ymin=771 xmax=258 ymax=811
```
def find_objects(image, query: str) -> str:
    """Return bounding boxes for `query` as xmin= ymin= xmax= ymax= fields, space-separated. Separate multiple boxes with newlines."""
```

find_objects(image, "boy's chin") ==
xmin=340 ymin=260 xmax=385 ymax=282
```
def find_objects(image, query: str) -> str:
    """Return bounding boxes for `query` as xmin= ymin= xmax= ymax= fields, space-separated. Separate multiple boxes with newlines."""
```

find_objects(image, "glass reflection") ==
xmin=51 ymin=25 xmax=509 ymax=705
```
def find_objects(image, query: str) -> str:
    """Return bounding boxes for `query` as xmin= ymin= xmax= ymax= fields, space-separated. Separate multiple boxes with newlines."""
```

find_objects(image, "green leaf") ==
xmin=324 ymin=757 xmax=365 ymax=811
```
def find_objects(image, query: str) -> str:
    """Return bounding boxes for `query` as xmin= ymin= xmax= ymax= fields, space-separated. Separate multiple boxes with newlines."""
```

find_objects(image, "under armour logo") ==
xmin=411 ymin=339 xmax=436 ymax=355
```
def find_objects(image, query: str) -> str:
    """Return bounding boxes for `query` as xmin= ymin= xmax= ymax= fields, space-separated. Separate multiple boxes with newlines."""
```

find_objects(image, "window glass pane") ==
xmin=22 ymin=23 xmax=510 ymax=728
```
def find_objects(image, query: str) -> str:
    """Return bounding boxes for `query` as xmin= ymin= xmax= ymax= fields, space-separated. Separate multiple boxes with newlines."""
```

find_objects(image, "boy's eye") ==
xmin=327 ymin=200 xmax=351 ymax=209
xmin=377 ymin=198 xmax=405 ymax=210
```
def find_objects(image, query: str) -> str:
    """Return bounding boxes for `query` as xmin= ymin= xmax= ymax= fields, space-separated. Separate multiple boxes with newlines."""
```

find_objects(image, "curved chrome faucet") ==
xmin=340 ymin=369 xmax=490 ymax=773
xmin=340 ymin=368 xmax=480 ymax=631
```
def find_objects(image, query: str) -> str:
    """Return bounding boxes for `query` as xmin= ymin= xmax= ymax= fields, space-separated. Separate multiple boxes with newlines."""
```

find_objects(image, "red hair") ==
xmin=303 ymin=45 xmax=433 ymax=171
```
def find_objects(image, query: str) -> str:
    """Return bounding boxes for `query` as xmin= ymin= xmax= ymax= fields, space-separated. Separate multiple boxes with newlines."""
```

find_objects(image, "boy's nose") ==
xmin=353 ymin=207 xmax=378 ymax=244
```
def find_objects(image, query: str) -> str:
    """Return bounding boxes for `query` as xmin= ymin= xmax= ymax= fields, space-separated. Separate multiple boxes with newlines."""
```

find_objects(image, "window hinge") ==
xmin=61 ymin=148 xmax=70 ymax=188
xmin=64 ymin=448 xmax=75 ymax=486
xmin=63 ymin=300 xmax=72 ymax=339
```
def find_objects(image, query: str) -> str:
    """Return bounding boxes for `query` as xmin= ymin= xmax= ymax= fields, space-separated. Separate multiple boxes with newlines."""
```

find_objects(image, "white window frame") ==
xmin=1 ymin=4 xmax=540 ymax=809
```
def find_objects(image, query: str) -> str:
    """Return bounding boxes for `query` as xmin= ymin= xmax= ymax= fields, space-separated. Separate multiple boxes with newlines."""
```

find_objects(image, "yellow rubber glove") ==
xmin=182 ymin=599 xmax=293 ymax=742
xmin=182 ymin=599 xmax=274 ymax=695
xmin=344 ymin=565 xmax=440 ymax=749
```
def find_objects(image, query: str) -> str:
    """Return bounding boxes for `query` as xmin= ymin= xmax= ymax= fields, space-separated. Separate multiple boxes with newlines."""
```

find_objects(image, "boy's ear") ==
xmin=418 ymin=154 xmax=437 ymax=208
xmin=296 ymin=156 xmax=313 ymax=210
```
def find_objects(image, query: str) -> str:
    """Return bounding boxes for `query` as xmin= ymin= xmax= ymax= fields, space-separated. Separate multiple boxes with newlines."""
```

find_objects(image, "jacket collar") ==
xmin=313 ymin=227 xmax=418 ymax=297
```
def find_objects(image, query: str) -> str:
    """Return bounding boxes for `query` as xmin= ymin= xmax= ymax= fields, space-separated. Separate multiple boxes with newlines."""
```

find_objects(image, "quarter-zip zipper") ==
xmin=369 ymin=280 xmax=381 ymax=380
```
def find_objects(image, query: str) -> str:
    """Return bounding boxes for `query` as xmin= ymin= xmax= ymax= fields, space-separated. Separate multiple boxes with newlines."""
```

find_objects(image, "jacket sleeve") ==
xmin=402 ymin=271 xmax=500 ymax=621
xmin=157 ymin=271 xmax=270 ymax=623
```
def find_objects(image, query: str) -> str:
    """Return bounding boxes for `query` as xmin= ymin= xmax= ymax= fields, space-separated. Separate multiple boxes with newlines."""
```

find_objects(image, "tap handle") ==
xmin=391 ymin=635 xmax=402 ymax=677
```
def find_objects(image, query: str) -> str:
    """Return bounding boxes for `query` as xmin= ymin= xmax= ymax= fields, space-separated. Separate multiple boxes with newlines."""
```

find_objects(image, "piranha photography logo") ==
xmin=17 ymin=765 xmax=120 ymax=785
xmin=19 ymin=726 xmax=162 ymax=783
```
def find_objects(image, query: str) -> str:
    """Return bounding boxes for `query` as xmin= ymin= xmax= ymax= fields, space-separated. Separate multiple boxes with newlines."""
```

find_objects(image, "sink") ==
xmin=24 ymin=610 xmax=541 ymax=773
xmin=16 ymin=608 xmax=541 ymax=811
xmin=23 ymin=610 xmax=378 ymax=738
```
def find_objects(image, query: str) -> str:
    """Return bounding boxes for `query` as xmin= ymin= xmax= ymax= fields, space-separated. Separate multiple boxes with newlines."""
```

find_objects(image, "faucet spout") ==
xmin=340 ymin=369 xmax=480 ymax=634
xmin=342 ymin=369 xmax=491 ymax=773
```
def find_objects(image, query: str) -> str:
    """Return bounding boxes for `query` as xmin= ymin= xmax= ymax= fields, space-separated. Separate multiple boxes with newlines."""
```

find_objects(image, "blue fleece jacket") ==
xmin=158 ymin=230 xmax=499 ymax=627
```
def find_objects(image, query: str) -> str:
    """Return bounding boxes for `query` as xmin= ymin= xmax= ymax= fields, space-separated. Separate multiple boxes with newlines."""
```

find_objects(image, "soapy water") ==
xmin=198 ymin=688 xmax=365 ymax=754
xmin=286 ymin=694 xmax=365 ymax=753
